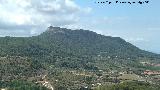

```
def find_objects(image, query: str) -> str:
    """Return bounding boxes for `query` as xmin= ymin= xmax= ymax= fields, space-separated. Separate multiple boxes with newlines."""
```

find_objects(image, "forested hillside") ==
xmin=0 ymin=26 xmax=160 ymax=90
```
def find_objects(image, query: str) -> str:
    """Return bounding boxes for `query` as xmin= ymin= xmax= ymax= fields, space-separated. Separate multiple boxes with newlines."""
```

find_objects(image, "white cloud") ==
xmin=0 ymin=0 xmax=91 ymax=36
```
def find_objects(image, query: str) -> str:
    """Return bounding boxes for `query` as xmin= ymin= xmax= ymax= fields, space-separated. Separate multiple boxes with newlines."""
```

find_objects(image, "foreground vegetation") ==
xmin=0 ymin=80 xmax=48 ymax=90
xmin=94 ymin=81 xmax=160 ymax=90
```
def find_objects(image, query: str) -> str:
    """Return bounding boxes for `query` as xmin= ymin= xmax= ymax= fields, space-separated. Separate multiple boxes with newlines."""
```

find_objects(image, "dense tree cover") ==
xmin=94 ymin=81 xmax=160 ymax=90
xmin=0 ymin=56 xmax=45 ymax=81
xmin=0 ymin=26 xmax=160 ymax=89
xmin=0 ymin=27 xmax=159 ymax=70
xmin=0 ymin=80 xmax=49 ymax=90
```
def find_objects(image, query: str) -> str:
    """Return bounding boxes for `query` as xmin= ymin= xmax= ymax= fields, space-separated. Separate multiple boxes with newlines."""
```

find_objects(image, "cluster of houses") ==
xmin=144 ymin=70 xmax=160 ymax=75
xmin=140 ymin=61 xmax=160 ymax=67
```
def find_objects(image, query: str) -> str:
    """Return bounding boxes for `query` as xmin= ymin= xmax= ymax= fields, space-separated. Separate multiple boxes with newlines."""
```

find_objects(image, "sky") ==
xmin=0 ymin=0 xmax=160 ymax=53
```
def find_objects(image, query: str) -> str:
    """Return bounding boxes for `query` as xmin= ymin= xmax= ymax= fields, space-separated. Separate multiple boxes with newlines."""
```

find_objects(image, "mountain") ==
xmin=0 ymin=26 xmax=160 ymax=69
xmin=39 ymin=26 xmax=159 ymax=58
xmin=0 ymin=26 xmax=160 ymax=89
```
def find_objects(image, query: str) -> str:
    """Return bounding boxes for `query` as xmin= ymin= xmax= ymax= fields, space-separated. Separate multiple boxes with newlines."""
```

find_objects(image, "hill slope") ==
xmin=0 ymin=26 xmax=160 ymax=79
xmin=1 ymin=26 xmax=160 ymax=89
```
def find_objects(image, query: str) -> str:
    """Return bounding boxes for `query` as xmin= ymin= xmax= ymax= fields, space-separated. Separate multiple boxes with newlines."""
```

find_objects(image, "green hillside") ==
xmin=0 ymin=26 xmax=160 ymax=90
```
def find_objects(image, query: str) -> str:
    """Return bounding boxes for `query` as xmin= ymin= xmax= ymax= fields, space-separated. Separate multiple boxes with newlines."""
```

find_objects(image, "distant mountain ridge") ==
xmin=0 ymin=26 xmax=160 ymax=82
xmin=0 ymin=26 xmax=159 ymax=60
xmin=39 ymin=26 xmax=159 ymax=58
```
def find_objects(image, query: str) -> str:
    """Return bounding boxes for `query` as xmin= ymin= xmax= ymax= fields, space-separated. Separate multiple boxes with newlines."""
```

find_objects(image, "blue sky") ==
xmin=74 ymin=0 xmax=160 ymax=53
xmin=0 ymin=0 xmax=160 ymax=53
